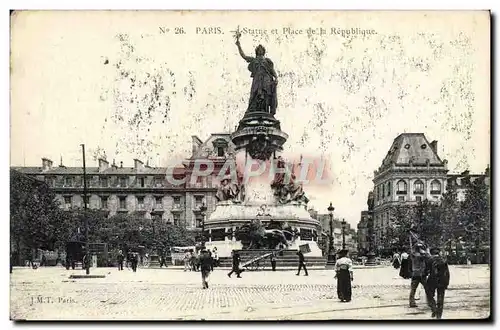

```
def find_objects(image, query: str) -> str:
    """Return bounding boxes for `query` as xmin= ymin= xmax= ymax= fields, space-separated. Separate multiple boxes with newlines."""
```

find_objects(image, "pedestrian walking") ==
xmin=270 ymin=252 xmax=277 ymax=271
xmin=335 ymin=249 xmax=353 ymax=302
xmin=392 ymin=250 xmax=401 ymax=269
xmin=159 ymin=249 xmax=168 ymax=268
xmin=409 ymin=244 xmax=429 ymax=307
xmin=227 ymin=250 xmax=244 ymax=278
xmin=399 ymin=249 xmax=412 ymax=279
xmin=425 ymin=247 xmax=450 ymax=319
xmin=131 ymin=253 xmax=138 ymax=272
xmin=207 ymin=249 xmax=214 ymax=271
xmin=199 ymin=248 xmax=212 ymax=289
xmin=213 ymin=247 xmax=219 ymax=267
xmin=190 ymin=251 xmax=197 ymax=271
xmin=183 ymin=251 xmax=191 ymax=271
xmin=296 ymin=250 xmax=308 ymax=276
xmin=117 ymin=250 xmax=124 ymax=271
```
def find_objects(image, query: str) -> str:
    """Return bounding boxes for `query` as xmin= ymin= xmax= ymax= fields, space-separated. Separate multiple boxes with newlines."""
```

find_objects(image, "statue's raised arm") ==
xmin=235 ymin=36 xmax=253 ymax=63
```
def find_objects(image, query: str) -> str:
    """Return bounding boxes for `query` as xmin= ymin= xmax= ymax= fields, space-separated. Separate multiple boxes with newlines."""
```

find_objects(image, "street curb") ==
xmin=69 ymin=274 xmax=106 ymax=279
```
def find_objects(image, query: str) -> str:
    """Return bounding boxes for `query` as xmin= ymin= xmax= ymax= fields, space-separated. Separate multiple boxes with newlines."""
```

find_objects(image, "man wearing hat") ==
xmin=199 ymin=247 xmax=213 ymax=289
xmin=409 ymin=243 xmax=429 ymax=307
xmin=425 ymin=247 xmax=450 ymax=319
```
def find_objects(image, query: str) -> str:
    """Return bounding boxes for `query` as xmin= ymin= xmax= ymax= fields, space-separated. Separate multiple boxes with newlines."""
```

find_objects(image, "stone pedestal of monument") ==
xmin=205 ymin=202 xmax=322 ymax=258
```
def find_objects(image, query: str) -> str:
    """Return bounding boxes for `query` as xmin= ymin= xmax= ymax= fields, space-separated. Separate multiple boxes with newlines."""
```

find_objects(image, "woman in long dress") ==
xmin=399 ymin=250 xmax=412 ymax=279
xmin=335 ymin=249 xmax=353 ymax=302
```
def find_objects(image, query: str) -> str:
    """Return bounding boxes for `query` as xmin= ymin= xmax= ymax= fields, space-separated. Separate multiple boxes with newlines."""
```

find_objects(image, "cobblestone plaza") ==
xmin=10 ymin=265 xmax=490 ymax=320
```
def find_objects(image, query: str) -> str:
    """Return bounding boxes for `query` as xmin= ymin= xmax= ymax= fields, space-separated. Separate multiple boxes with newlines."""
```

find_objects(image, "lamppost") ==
xmin=341 ymin=218 xmax=347 ymax=250
xmin=199 ymin=202 xmax=207 ymax=247
xmin=326 ymin=202 xmax=336 ymax=269
xmin=80 ymin=144 xmax=90 ymax=275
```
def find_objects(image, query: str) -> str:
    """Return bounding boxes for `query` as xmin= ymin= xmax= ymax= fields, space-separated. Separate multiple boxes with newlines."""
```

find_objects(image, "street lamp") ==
xmin=199 ymin=201 xmax=207 ymax=247
xmin=341 ymin=218 xmax=347 ymax=250
xmin=80 ymin=144 xmax=90 ymax=275
xmin=326 ymin=202 xmax=336 ymax=269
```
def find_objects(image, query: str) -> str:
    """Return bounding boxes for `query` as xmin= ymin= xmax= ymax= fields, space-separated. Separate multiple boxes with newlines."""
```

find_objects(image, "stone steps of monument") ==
xmin=217 ymin=249 xmax=326 ymax=268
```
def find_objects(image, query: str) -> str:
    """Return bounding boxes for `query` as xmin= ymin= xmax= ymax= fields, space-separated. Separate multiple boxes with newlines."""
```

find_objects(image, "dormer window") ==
xmin=212 ymin=138 xmax=228 ymax=158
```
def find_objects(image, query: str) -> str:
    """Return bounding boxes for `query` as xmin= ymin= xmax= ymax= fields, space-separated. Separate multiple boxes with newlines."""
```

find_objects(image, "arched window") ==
xmin=377 ymin=186 xmax=380 ymax=200
xmin=430 ymin=180 xmax=441 ymax=194
xmin=382 ymin=184 xmax=385 ymax=198
xmin=414 ymin=180 xmax=424 ymax=194
xmin=396 ymin=180 xmax=407 ymax=193
xmin=387 ymin=181 xmax=391 ymax=196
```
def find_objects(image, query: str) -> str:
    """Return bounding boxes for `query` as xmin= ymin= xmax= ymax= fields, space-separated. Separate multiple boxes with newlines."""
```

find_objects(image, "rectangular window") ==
xmin=139 ymin=177 xmax=145 ymax=188
xmin=100 ymin=177 xmax=108 ymax=187
xmin=119 ymin=197 xmax=126 ymax=209
xmin=173 ymin=214 xmax=180 ymax=226
xmin=155 ymin=196 xmax=163 ymax=209
xmin=416 ymin=196 xmax=422 ymax=202
xmin=137 ymin=197 xmax=144 ymax=209
xmin=217 ymin=147 xmax=224 ymax=157
xmin=119 ymin=177 xmax=127 ymax=187
xmin=154 ymin=177 xmax=163 ymax=187
xmin=195 ymin=195 xmax=204 ymax=208
xmin=173 ymin=196 xmax=181 ymax=209
xmin=65 ymin=177 xmax=73 ymax=187
xmin=101 ymin=197 xmax=108 ymax=209
xmin=398 ymin=196 xmax=405 ymax=202
xmin=196 ymin=214 xmax=203 ymax=228
xmin=64 ymin=196 xmax=71 ymax=208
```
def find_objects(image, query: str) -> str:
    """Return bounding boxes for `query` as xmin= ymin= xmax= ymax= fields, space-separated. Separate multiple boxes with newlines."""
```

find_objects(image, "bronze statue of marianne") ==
xmin=235 ymin=30 xmax=278 ymax=115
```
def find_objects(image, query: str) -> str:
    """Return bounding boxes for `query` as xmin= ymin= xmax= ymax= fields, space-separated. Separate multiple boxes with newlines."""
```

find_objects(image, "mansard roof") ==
xmin=381 ymin=133 xmax=444 ymax=167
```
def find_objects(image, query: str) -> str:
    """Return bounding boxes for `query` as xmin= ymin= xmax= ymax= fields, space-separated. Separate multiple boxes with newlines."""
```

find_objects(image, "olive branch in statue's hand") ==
xmin=233 ymin=26 xmax=242 ymax=44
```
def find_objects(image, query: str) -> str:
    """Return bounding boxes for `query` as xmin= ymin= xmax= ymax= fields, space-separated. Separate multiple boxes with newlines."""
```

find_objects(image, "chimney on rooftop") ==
xmin=111 ymin=159 xmax=118 ymax=170
xmin=120 ymin=161 xmax=123 ymax=168
xmin=41 ymin=158 xmax=53 ymax=172
xmin=134 ymin=159 xmax=144 ymax=171
xmin=98 ymin=158 xmax=109 ymax=172
xmin=430 ymin=140 xmax=438 ymax=154
xmin=191 ymin=136 xmax=202 ymax=156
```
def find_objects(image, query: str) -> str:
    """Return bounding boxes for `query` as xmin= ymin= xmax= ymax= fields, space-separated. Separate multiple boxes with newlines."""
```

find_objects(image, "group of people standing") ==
xmin=183 ymin=247 xmax=219 ymax=272
xmin=393 ymin=244 xmax=451 ymax=319
xmin=116 ymin=250 xmax=139 ymax=272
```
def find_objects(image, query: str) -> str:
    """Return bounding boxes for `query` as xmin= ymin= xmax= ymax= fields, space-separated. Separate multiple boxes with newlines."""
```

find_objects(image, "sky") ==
xmin=10 ymin=11 xmax=490 ymax=227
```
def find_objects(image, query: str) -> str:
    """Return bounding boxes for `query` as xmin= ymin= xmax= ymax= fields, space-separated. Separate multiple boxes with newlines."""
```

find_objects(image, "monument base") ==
xmin=205 ymin=201 xmax=322 ymax=258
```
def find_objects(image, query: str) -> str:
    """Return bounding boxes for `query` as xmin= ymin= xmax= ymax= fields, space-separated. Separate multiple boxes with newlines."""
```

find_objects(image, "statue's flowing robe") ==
xmin=246 ymin=57 xmax=278 ymax=114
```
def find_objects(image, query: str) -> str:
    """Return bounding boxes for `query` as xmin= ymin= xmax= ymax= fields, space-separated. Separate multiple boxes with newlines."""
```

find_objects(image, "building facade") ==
xmin=356 ymin=133 xmax=490 ymax=255
xmin=314 ymin=213 xmax=357 ymax=254
xmin=371 ymin=133 xmax=449 ymax=249
xmin=11 ymin=133 xmax=235 ymax=232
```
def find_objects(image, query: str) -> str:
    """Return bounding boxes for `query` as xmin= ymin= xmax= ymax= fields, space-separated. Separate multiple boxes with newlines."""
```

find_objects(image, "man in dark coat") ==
xmin=227 ymin=250 xmax=244 ymax=278
xmin=425 ymin=247 xmax=450 ymax=319
xmin=270 ymin=252 xmax=277 ymax=272
xmin=117 ymin=250 xmax=124 ymax=271
xmin=409 ymin=244 xmax=429 ymax=307
xmin=199 ymin=248 xmax=213 ymax=289
xmin=296 ymin=250 xmax=308 ymax=276
xmin=130 ymin=253 xmax=138 ymax=272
